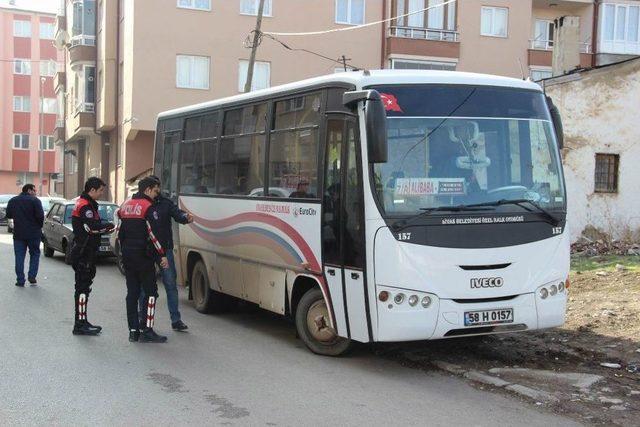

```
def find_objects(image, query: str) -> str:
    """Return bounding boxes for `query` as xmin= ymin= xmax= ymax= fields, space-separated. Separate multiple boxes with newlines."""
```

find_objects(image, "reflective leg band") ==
xmin=146 ymin=296 xmax=156 ymax=328
xmin=78 ymin=294 xmax=87 ymax=321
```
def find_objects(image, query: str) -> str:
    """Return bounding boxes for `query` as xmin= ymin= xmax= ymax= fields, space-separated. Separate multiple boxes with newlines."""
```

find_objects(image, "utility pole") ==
xmin=244 ymin=0 xmax=266 ymax=93
xmin=39 ymin=76 xmax=46 ymax=195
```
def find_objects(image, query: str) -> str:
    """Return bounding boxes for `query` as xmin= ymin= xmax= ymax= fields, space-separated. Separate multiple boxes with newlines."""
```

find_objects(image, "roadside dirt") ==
xmin=373 ymin=267 xmax=640 ymax=426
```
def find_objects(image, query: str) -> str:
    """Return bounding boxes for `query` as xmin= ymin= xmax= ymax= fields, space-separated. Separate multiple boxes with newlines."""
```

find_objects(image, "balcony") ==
xmin=75 ymin=102 xmax=95 ymax=114
xmin=54 ymin=119 xmax=65 ymax=142
xmin=528 ymin=39 xmax=593 ymax=68
xmin=387 ymin=26 xmax=460 ymax=59
xmin=54 ymin=15 xmax=67 ymax=49
xmin=69 ymin=36 xmax=96 ymax=69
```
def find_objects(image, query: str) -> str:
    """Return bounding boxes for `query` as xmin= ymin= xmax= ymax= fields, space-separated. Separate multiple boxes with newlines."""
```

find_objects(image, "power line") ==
xmin=260 ymin=32 xmax=365 ymax=71
xmin=263 ymin=0 xmax=456 ymax=37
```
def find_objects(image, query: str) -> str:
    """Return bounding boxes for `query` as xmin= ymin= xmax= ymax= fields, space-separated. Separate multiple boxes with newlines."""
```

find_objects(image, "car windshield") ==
xmin=40 ymin=198 xmax=66 ymax=212
xmin=0 ymin=195 xmax=13 ymax=204
xmin=370 ymin=84 xmax=565 ymax=216
xmin=63 ymin=204 xmax=117 ymax=224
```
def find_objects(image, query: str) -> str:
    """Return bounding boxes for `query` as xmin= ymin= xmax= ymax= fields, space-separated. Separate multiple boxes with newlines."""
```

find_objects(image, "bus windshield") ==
xmin=370 ymin=85 xmax=565 ymax=216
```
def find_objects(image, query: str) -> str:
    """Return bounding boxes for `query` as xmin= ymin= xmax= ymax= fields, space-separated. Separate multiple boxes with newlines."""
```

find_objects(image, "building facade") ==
xmin=54 ymin=0 xmax=640 ymax=202
xmin=55 ymin=0 xmax=384 ymax=202
xmin=0 ymin=3 xmax=64 ymax=195
xmin=543 ymin=57 xmax=640 ymax=241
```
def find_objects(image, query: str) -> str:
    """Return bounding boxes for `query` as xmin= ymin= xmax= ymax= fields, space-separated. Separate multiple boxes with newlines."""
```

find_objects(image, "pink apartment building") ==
xmin=0 ymin=3 xmax=64 ymax=195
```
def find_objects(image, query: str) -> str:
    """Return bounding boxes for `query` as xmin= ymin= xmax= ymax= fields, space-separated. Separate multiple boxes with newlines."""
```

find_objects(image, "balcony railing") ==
xmin=529 ymin=39 xmax=592 ymax=54
xmin=75 ymin=102 xmax=95 ymax=114
xmin=389 ymin=26 xmax=459 ymax=42
xmin=70 ymin=35 xmax=96 ymax=47
xmin=55 ymin=119 xmax=65 ymax=129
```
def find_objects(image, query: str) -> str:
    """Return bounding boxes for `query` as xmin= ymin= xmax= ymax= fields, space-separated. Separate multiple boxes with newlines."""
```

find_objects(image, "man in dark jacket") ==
xmin=138 ymin=176 xmax=193 ymax=331
xmin=6 ymin=184 xmax=44 ymax=287
xmin=119 ymin=177 xmax=169 ymax=343
xmin=70 ymin=177 xmax=115 ymax=336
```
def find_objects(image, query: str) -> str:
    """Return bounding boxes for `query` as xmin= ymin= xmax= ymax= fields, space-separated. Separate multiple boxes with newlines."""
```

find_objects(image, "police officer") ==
xmin=70 ymin=177 xmax=115 ymax=336
xmin=137 ymin=176 xmax=193 ymax=332
xmin=118 ymin=177 xmax=169 ymax=343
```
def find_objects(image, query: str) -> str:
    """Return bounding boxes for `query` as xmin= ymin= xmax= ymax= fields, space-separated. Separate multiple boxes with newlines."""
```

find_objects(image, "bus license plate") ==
xmin=464 ymin=308 xmax=513 ymax=327
xmin=99 ymin=245 xmax=110 ymax=252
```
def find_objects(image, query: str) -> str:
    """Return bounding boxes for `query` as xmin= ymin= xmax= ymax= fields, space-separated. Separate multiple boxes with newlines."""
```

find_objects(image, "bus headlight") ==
xmin=549 ymin=284 xmax=558 ymax=296
xmin=394 ymin=293 xmax=405 ymax=304
xmin=539 ymin=287 xmax=549 ymax=299
xmin=558 ymin=282 xmax=565 ymax=293
xmin=378 ymin=291 xmax=390 ymax=302
xmin=408 ymin=295 xmax=419 ymax=306
xmin=421 ymin=296 xmax=432 ymax=308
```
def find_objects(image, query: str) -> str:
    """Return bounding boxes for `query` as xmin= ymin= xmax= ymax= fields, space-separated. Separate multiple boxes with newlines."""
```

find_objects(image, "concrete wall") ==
xmin=545 ymin=58 xmax=640 ymax=241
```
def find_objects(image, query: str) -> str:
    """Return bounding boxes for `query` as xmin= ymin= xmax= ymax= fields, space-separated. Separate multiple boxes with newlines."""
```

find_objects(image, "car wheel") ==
xmin=295 ymin=288 xmax=351 ymax=356
xmin=43 ymin=240 xmax=54 ymax=257
xmin=191 ymin=260 xmax=228 ymax=313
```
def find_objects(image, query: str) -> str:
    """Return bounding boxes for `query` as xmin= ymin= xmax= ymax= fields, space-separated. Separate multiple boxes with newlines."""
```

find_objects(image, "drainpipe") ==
xmin=380 ymin=0 xmax=387 ymax=68
xmin=591 ymin=0 xmax=600 ymax=67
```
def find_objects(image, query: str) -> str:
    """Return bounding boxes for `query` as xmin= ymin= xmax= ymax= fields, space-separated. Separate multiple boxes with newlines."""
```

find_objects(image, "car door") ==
xmin=321 ymin=116 xmax=370 ymax=342
xmin=44 ymin=204 xmax=60 ymax=249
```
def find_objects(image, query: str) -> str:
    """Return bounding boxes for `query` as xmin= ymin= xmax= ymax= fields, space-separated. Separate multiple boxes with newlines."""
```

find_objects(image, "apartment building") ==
xmin=54 ymin=0 xmax=383 ymax=202
xmin=0 ymin=1 xmax=64 ymax=195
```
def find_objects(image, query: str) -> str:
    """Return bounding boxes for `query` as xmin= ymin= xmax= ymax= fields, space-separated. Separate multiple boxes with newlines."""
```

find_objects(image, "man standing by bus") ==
xmin=70 ymin=177 xmax=115 ymax=336
xmin=119 ymin=177 xmax=169 ymax=343
xmin=138 ymin=176 xmax=193 ymax=332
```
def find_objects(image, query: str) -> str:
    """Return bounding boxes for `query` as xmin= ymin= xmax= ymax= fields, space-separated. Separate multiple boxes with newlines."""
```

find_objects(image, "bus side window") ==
xmin=322 ymin=120 xmax=344 ymax=265
xmin=343 ymin=122 xmax=364 ymax=269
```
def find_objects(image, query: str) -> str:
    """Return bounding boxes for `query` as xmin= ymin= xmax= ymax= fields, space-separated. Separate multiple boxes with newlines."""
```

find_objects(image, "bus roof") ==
xmin=157 ymin=69 xmax=542 ymax=119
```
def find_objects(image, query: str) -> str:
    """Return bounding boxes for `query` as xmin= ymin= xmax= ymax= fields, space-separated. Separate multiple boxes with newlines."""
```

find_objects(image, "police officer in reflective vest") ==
xmin=118 ymin=177 xmax=169 ymax=343
xmin=70 ymin=177 xmax=115 ymax=336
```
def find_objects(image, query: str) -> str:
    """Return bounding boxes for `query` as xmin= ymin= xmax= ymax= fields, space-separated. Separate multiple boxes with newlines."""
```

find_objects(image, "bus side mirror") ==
xmin=546 ymin=96 xmax=564 ymax=150
xmin=343 ymin=90 xmax=388 ymax=163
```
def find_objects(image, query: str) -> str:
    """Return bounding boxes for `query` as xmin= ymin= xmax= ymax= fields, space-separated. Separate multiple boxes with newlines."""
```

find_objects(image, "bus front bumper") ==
xmin=375 ymin=285 xmax=567 ymax=342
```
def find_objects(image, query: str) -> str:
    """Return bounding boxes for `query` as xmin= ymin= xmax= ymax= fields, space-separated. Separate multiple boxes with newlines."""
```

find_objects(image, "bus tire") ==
xmin=191 ymin=260 xmax=226 ymax=313
xmin=295 ymin=288 xmax=351 ymax=356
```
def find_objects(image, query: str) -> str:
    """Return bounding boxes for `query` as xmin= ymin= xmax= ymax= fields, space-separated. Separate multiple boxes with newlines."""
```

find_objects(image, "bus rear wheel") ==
xmin=295 ymin=288 xmax=351 ymax=356
xmin=191 ymin=260 xmax=227 ymax=313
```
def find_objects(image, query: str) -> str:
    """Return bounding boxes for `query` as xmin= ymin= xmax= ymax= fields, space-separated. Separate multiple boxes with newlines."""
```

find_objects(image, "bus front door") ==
xmin=322 ymin=117 xmax=370 ymax=343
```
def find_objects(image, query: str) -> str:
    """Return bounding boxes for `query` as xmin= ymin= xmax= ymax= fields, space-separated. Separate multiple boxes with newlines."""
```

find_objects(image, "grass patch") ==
xmin=571 ymin=254 xmax=640 ymax=272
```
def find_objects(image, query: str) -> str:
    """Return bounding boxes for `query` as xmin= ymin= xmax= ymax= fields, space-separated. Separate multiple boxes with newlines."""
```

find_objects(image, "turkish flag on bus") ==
xmin=380 ymin=93 xmax=403 ymax=113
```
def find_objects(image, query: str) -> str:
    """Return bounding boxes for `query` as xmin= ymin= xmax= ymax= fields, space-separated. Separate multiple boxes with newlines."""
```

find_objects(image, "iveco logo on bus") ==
xmin=293 ymin=206 xmax=317 ymax=218
xmin=470 ymin=277 xmax=504 ymax=289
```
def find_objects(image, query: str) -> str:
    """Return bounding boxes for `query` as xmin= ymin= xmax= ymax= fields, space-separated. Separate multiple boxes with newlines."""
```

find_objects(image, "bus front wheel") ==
xmin=295 ymin=288 xmax=351 ymax=356
xmin=191 ymin=260 xmax=226 ymax=313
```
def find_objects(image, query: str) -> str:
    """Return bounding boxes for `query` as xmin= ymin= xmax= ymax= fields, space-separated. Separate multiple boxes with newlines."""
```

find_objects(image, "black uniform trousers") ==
xmin=122 ymin=246 xmax=159 ymax=330
xmin=72 ymin=247 xmax=97 ymax=322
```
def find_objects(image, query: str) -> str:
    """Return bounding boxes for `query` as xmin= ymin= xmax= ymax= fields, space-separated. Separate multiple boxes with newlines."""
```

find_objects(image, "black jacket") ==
xmin=6 ymin=192 xmax=44 ymax=240
xmin=71 ymin=193 xmax=114 ymax=252
xmin=153 ymin=195 xmax=189 ymax=250
xmin=118 ymin=193 xmax=165 ymax=261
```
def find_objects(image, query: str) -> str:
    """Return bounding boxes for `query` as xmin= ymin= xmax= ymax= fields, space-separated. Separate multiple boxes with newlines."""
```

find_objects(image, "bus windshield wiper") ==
xmin=464 ymin=199 xmax=561 ymax=226
xmin=391 ymin=205 xmax=493 ymax=231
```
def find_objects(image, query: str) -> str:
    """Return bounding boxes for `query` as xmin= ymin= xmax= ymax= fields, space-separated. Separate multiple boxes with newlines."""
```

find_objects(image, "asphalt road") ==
xmin=0 ymin=230 xmax=581 ymax=426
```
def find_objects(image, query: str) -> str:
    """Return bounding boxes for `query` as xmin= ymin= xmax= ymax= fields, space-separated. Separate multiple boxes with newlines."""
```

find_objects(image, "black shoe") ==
xmin=72 ymin=321 xmax=100 ymax=336
xmin=28 ymin=277 xmax=37 ymax=284
xmin=85 ymin=321 xmax=102 ymax=333
xmin=129 ymin=330 xmax=140 ymax=342
xmin=15 ymin=282 xmax=24 ymax=287
xmin=172 ymin=320 xmax=188 ymax=331
xmin=138 ymin=328 xmax=167 ymax=343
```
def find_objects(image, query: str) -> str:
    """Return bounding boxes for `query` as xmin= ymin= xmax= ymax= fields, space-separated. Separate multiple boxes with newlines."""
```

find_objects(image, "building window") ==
xmin=240 ymin=0 xmax=272 ymax=16
xmin=14 ymin=59 xmax=31 ymax=75
xmin=238 ymin=60 xmax=271 ymax=92
xmin=13 ymin=134 xmax=30 ymax=149
xmin=72 ymin=0 xmax=96 ymax=37
xmin=42 ymin=98 xmax=58 ymax=114
xmin=176 ymin=55 xmax=210 ymax=89
xmin=13 ymin=96 xmax=31 ymax=112
xmin=85 ymin=66 xmax=96 ymax=104
xmin=390 ymin=58 xmax=456 ymax=70
xmin=13 ymin=20 xmax=31 ymax=37
xmin=530 ymin=68 xmax=552 ymax=82
xmin=533 ymin=19 xmax=554 ymax=49
xmin=600 ymin=3 xmax=640 ymax=54
xmin=336 ymin=0 xmax=365 ymax=25
xmin=481 ymin=6 xmax=508 ymax=38
xmin=177 ymin=0 xmax=211 ymax=11
xmin=39 ymin=22 xmax=55 ymax=39
xmin=40 ymin=136 xmax=55 ymax=151
xmin=594 ymin=153 xmax=619 ymax=193
xmin=40 ymin=60 xmax=57 ymax=77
